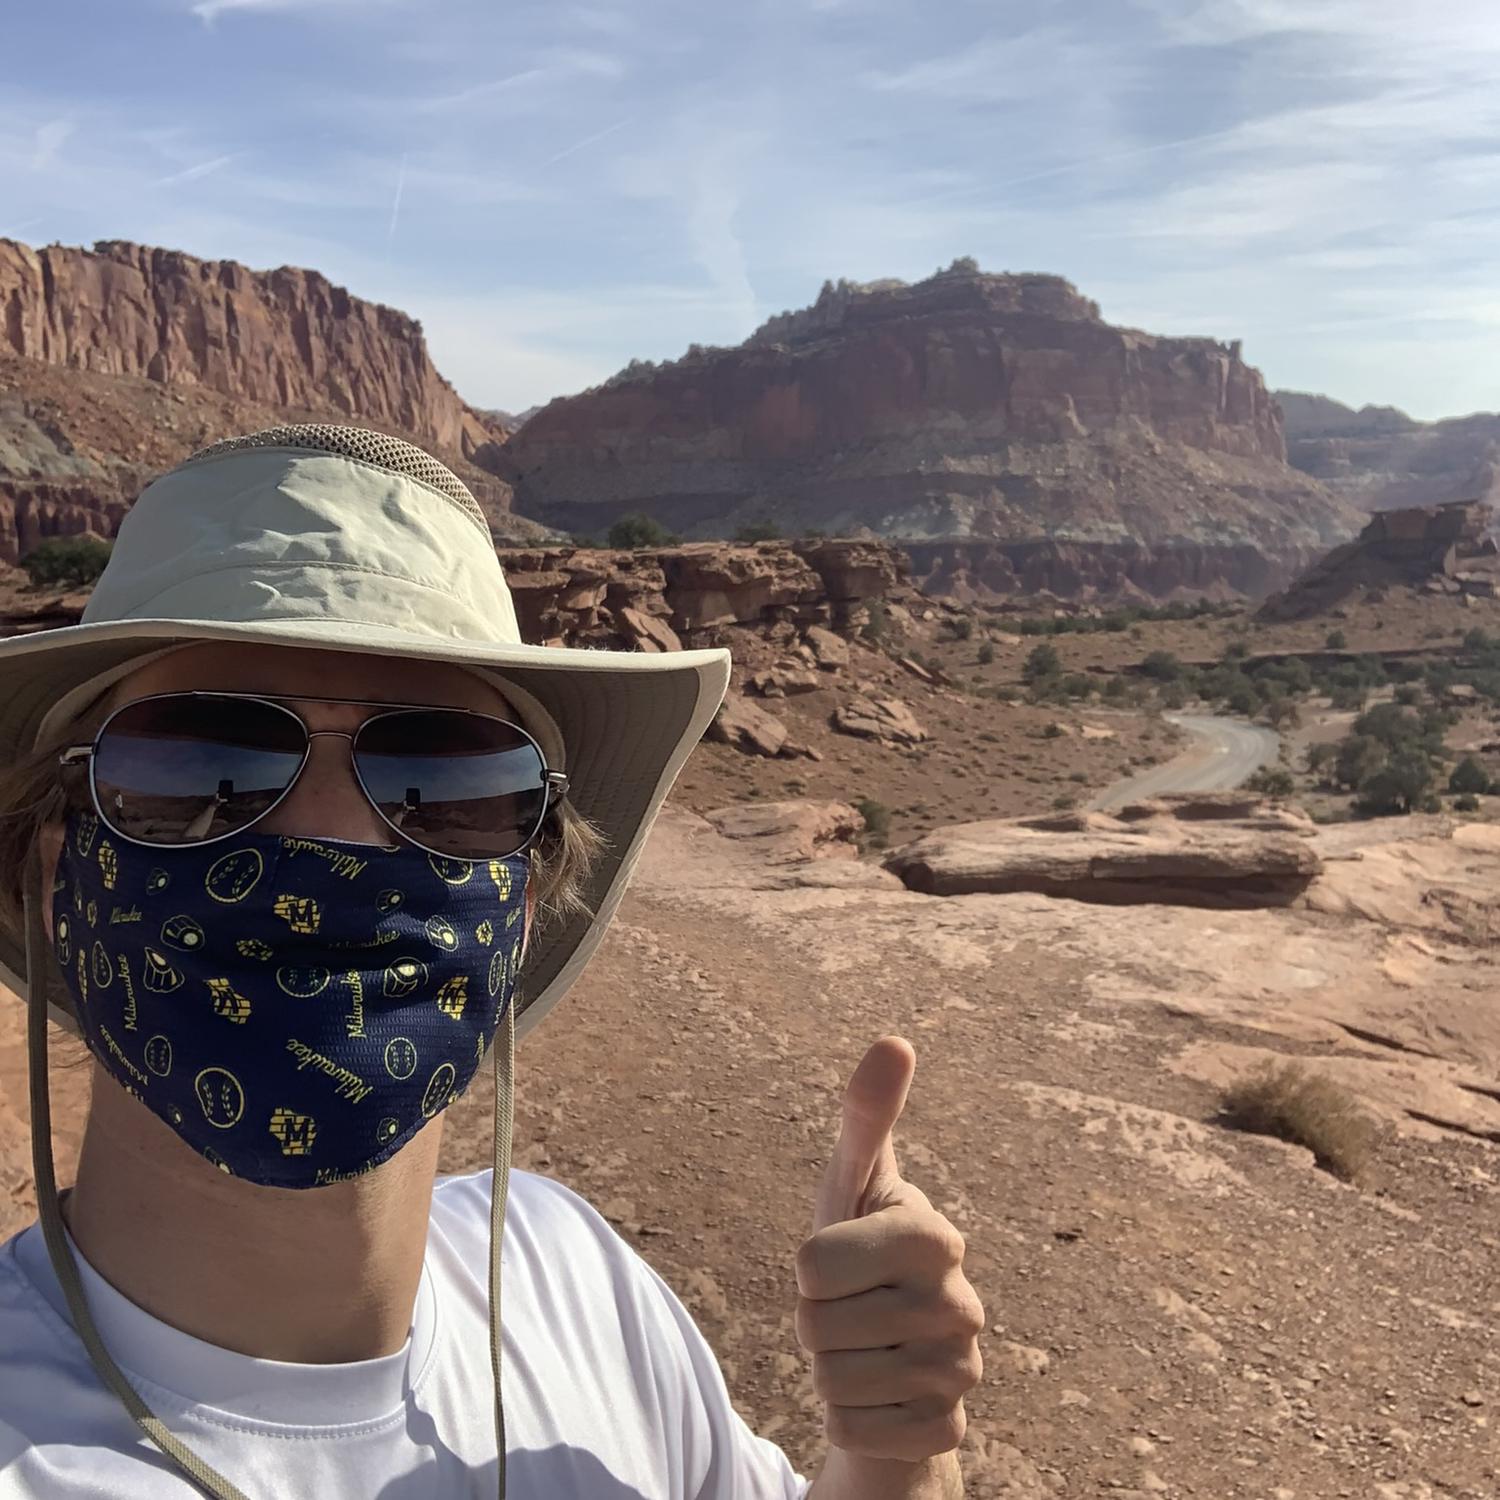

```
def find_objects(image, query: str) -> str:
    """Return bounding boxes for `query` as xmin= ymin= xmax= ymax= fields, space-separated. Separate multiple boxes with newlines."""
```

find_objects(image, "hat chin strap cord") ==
xmin=23 ymin=847 xmax=515 ymax=1500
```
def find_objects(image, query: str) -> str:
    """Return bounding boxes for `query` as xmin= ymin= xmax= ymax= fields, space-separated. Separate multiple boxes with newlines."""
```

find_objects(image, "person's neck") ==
xmin=60 ymin=1063 xmax=442 ymax=1363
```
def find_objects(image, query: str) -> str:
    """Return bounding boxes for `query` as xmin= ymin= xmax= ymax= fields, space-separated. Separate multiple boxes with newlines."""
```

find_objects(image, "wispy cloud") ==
xmin=543 ymin=117 xmax=633 ymax=167
xmin=30 ymin=118 xmax=74 ymax=172
xmin=151 ymin=152 xmax=244 ymax=188
xmin=385 ymin=152 xmax=407 ymax=253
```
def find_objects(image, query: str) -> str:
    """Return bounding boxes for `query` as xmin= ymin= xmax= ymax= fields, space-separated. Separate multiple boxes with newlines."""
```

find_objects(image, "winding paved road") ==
xmin=1090 ymin=713 xmax=1281 ymax=811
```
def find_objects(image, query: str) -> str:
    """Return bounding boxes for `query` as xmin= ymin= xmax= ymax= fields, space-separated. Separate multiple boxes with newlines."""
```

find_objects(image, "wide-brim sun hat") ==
xmin=0 ymin=422 xmax=730 ymax=1034
xmin=3 ymin=423 xmax=731 ymax=1500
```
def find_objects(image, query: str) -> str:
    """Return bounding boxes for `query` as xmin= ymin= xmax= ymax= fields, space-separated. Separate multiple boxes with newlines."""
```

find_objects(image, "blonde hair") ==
xmin=0 ymin=691 xmax=604 ymax=953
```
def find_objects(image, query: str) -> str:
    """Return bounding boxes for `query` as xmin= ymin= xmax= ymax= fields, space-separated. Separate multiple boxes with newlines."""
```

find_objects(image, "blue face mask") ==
xmin=53 ymin=809 xmax=528 ymax=1189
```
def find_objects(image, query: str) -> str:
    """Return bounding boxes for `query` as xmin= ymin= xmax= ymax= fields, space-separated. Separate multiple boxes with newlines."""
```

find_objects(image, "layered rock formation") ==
xmin=1259 ymin=499 xmax=1500 ymax=620
xmin=0 ymin=238 xmax=542 ymax=560
xmin=500 ymin=266 xmax=1360 ymax=594
xmin=1 ymin=239 xmax=504 ymax=464
xmin=904 ymin=537 xmax=1284 ymax=601
xmin=1277 ymin=389 xmax=1500 ymax=513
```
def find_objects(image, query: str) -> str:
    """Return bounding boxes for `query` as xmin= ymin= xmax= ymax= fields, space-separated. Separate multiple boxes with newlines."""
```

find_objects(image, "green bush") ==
xmin=1394 ymin=683 xmax=1424 ymax=707
xmin=947 ymin=615 xmax=974 ymax=641
xmin=1245 ymin=766 xmax=1295 ymax=797
xmin=1022 ymin=643 xmax=1062 ymax=684
xmin=855 ymin=797 xmax=891 ymax=844
xmin=607 ymin=513 xmax=676 ymax=549
xmin=1325 ymin=629 xmax=1348 ymax=650
xmin=1454 ymin=792 xmax=1482 ymax=812
xmin=1356 ymin=750 xmax=1433 ymax=815
xmin=1448 ymin=756 xmax=1490 ymax=795
xmin=1060 ymin=673 xmax=1095 ymax=700
xmin=734 ymin=519 xmax=782 ymax=543
xmin=1334 ymin=734 xmax=1387 ymax=790
xmin=19 ymin=535 xmax=113 ymax=590
xmin=976 ymin=640 xmax=995 ymax=665
xmin=1222 ymin=640 xmax=1250 ymax=662
xmin=1141 ymin=650 xmax=1184 ymax=682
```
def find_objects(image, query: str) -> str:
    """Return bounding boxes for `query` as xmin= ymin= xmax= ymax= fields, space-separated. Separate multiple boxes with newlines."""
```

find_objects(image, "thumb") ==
xmin=812 ymin=1035 xmax=917 ymax=1233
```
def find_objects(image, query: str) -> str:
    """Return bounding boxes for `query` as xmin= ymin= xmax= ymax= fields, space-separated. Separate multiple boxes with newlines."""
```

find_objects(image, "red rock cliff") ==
xmin=500 ymin=268 xmax=1360 ymax=589
xmin=0 ymin=238 xmax=505 ymax=468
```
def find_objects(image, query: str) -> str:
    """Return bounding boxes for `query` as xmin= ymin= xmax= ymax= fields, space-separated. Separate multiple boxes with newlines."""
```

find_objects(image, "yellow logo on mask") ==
xmin=269 ymin=1108 xmax=316 ymax=1156
xmin=97 ymin=840 xmax=118 ymax=891
xmin=272 ymin=894 xmax=320 ymax=934
xmin=206 ymin=977 xmax=251 ymax=1023
xmin=435 ymin=975 xmax=468 ymax=1020
xmin=142 ymin=946 xmax=184 ymax=993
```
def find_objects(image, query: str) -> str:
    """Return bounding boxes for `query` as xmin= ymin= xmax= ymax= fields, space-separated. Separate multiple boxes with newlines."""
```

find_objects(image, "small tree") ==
xmin=607 ymin=513 xmax=675 ymax=549
xmin=1334 ymin=734 xmax=1386 ymax=791
xmin=1356 ymin=750 xmax=1432 ymax=815
xmin=1022 ymin=643 xmax=1062 ymax=684
xmin=19 ymin=535 xmax=113 ymax=590
xmin=1245 ymin=766 xmax=1295 ymax=797
xmin=1325 ymin=629 xmax=1348 ymax=650
xmin=1448 ymin=756 xmax=1490 ymax=796
xmin=735 ymin=519 xmax=782 ymax=543
xmin=1141 ymin=650 xmax=1184 ymax=682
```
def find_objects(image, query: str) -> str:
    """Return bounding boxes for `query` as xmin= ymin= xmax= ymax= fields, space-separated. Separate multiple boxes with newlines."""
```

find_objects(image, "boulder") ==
xmin=708 ymin=693 xmax=788 ymax=757
xmin=703 ymin=801 xmax=861 ymax=864
xmin=832 ymin=694 xmax=928 ymax=747
xmin=618 ymin=605 xmax=683 ymax=654
xmin=804 ymin=625 xmax=851 ymax=671
xmin=884 ymin=803 xmax=1322 ymax=908
xmin=749 ymin=666 xmax=821 ymax=697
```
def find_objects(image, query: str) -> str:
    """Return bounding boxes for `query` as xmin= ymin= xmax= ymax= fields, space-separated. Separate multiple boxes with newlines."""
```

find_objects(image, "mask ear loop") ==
xmin=489 ymin=981 xmax=516 ymax=1499
xmin=24 ymin=843 xmax=250 ymax=1500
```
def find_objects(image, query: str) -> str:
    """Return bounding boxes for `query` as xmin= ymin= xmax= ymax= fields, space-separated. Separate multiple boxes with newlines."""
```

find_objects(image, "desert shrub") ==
xmin=1394 ymin=683 xmax=1424 ymax=707
xmin=1325 ymin=629 xmax=1348 ymax=650
xmin=1262 ymin=696 xmax=1301 ymax=729
xmin=1041 ymin=721 xmax=1064 ymax=739
xmin=1141 ymin=650 xmax=1184 ymax=682
xmin=1305 ymin=741 xmax=1338 ymax=776
xmin=607 ymin=513 xmax=675 ymax=549
xmin=976 ymin=640 xmax=995 ymax=665
xmin=1060 ymin=673 xmax=1095 ymax=701
xmin=1389 ymin=659 xmax=1424 ymax=683
xmin=861 ymin=598 xmax=889 ymax=643
xmin=1334 ymin=733 xmax=1387 ymax=791
xmin=1222 ymin=640 xmax=1250 ymax=662
xmin=1454 ymin=792 xmax=1482 ymax=812
xmin=1245 ymin=766 xmax=1295 ymax=797
xmin=855 ymin=797 xmax=891 ymax=844
xmin=1160 ymin=682 xmax=1187 ymax=710
xmin=1219 ymin=1062 xmax=1378 ymax=1180
xmin=1022 ymin=643 xmax=1062 ymax=684
xmin=1419 ymin=792 xmax=1443 ymax=814
xmin=20 ymin=535 xmax=113 ymax=590
xmin=1102 ymin=675 xmax=1131 ymax=703
xmin=947 ymin=615 xmax=974 ymax=640
xmin=1464 ymin=627 xmax=1492 ymax=652
xmin=1355 ymin=750 xmax=1433 ymax=815
xmin=1328 ymin=681 xmax=1368 ymax=711
xmin=1448 ymin=756 xmax=1491 ymax=795
xmin=1224 ymin=679 xmax=1260 ymax=718
xmin=735 ymin=519 xmax=782 ymax=543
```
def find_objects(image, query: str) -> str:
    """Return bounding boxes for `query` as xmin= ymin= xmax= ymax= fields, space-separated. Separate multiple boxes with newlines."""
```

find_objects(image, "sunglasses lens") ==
xmin=93 ymin=696 xmax=306 ymax=845
xmin=354 ymin=711 xmax=547 ymax=859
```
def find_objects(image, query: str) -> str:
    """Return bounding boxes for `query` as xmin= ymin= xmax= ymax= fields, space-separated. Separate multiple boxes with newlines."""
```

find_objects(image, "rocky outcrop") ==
xmin=831 ymin=694 xmax=928 ymax=748
xmin=1259 ymin=500 xmax=1499 ymax=620
xmin=702 ymin=801 xmax=861 ymax=863
xmin=500 ymin=266 xmax=1360 ymax=590
xmin=0 ymin=239 xmax=506 ymax=466
xmin=884 ymin=798 xmax=1321 ymax=907
xmin=1277 ymin=389 xmax=1500 ymax=514
xmin=493 ymin=538 xmax=913 ymax=649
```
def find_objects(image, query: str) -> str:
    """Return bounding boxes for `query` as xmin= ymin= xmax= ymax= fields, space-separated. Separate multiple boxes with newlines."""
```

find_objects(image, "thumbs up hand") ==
xmin=795 ymin=1037 xmax=984 ymax=1478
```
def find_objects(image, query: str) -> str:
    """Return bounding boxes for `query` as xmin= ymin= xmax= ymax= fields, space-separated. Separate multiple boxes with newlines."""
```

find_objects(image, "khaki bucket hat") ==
xmin=3 ymin=423 xmax=731 ymax=1500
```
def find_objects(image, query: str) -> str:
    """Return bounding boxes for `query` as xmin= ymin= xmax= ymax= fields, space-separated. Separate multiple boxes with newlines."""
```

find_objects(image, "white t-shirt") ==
xmin=0 ymin=1168 xmax=811 ymax=1499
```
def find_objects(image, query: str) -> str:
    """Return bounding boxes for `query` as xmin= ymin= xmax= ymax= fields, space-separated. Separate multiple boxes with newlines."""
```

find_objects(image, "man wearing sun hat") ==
xmin=0 ymin=425 xmax=982 ymax=1498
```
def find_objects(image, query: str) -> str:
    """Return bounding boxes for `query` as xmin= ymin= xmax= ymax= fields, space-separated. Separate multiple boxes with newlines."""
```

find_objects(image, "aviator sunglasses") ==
xmin=58 ymin=691 xmax=570 ymax=862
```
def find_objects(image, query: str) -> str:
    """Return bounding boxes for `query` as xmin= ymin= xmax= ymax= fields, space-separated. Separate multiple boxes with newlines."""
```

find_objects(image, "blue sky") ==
xmin=2 ymin=0 xmax=1498 ymax=420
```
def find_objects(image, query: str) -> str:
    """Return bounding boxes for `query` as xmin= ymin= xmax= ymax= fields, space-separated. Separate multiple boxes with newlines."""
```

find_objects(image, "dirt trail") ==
xmin=1092 ymin=714 xmax=1279 ymax=810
